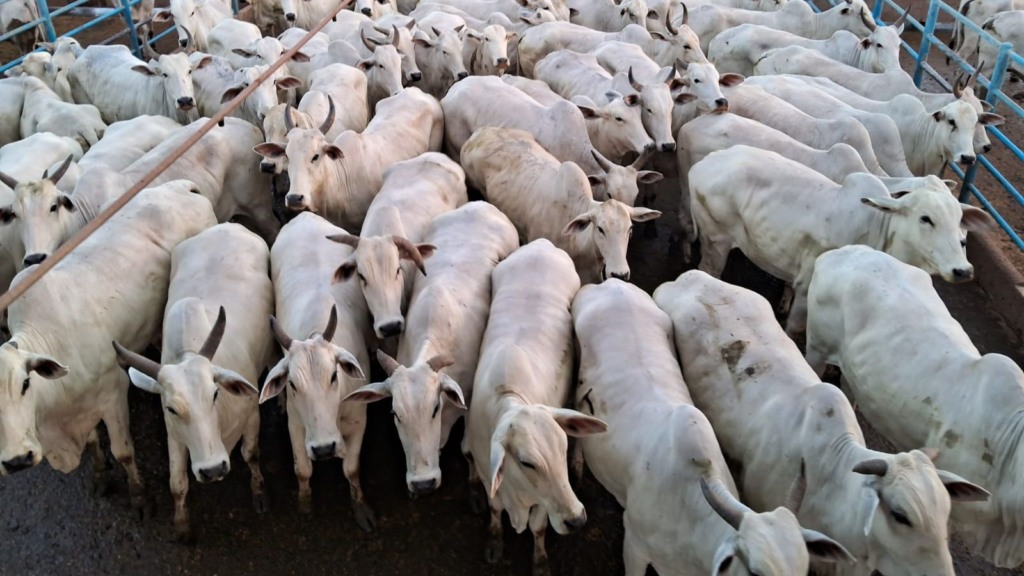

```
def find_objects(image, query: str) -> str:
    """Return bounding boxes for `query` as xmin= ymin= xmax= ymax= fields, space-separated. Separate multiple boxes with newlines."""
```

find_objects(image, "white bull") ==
xmin=152 ymin=0 xmax=232 ymax=51
xmin=0 ymin=78 xmax=25 ymax=146
xmin=342 ymin=202 xmax=518 ymax=495
xmin=979 ymin=11 xmax=1024 ymax=81
xmin=412 ymin=22 xmax=471 ymax=98
xmin=19 ymin=77 xmax=105 ymax=150
xmin=467 ymin=238 xmax=604 ymax=576
xmin=688 ymin=145 xmax=995 ymax=335
xmin=254 ymin=87 xmax=444 ymax=234
xmin=576 ymin=278 xmax=854 ymax=575
xmin=76 ymin=115 xmax=181 ymax=173
xmin=567 ymin=0 xmax=647 ymax=31
xmin=188 ymin=53 xmax=301 ymax=127
xmin=806 ymin=245 xmax=1024 ymax=568
xmin=655 ymin=269 xmax=989 ymax=576
xmin=685 ymin=0 xmax=877 ymax=53
xmin=461 ymin=127 xmax=660 ymax=283
xmin=709 ymin=20 xmax=904 ymax=76
xmin=305 ymin=64 xmax=369 ymax=138
xmin=326 ymin=153 xmax=468 ymax=340
xmin=69 ymin=45 xmax=202 ymax=124
xmin=950 ymin=0 xmax=1024 ymax=65
xmin=421 ymin=0 xmax=570 ymax=23
xmin=442 ymin=76 xmax=653 ymax=185
xmin=322 ymin=13 xmax=424 ymax=86
xmin=261 ymin=212 xmax=373 ymax=529
xmin=0 ymin=181 xmax=216 ymax=521
xmin=113 ymin=223 xmax=273 ymax=543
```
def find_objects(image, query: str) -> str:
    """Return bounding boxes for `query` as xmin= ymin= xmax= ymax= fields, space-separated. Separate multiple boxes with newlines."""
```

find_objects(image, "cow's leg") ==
xmin=463 ymin=436 xmax=488 ymax=515
xmin=106 ymin=381 xmax=149 ymax=519
xmin=696 ymin=233 xmax=730 ymax=278
xmin=242 ymin=411 xmax=268 ymax=514
xmin=485 ymin=501 xmax=504 ymax=564
xmin=84 ymin=428 xmax=110 ymax=497
xmin=570 ymin=438 xmax=585 ymax=486
xmin=287 ymin=413 xmax=314 ymax=514
xmin=341 ymin=409 xmax=375 ymax=532
xmin=784 ymin=274 xmax=812 ymax=339
xmin=623 ymin=514 xmax=648 ymax=576
xmin=168 ymin=438 xmax=193 ymax=543
xmin=529 ymin=506 xmax=551 ymax=576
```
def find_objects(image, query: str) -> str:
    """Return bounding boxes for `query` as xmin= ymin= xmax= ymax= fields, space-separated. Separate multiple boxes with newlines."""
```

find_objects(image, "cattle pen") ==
xmin=1 ymin=0 xmax=1024 ymax=575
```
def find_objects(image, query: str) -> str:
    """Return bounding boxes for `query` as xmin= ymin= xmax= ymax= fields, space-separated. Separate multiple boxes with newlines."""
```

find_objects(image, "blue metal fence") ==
xmin=813 ymin=0 xmax=1024 ymax=252
xmin=0 ymin=0 xmax=239 ymax=73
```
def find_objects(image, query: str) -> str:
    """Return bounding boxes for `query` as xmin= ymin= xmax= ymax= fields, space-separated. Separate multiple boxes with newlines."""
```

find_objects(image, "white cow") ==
xmin=950 ymin=0 xmax=1024 ymax=65
xmin=806 ymin=244 xmax=1024 ymax=568
xmin=566 ymin=0 xmax=647 ymax=31
xmin=0 ymin=180 xmax=215 ymax=521
xmin=0 ymin=0 xmax=40 ymax=53
xmin=253 ymin=87 xmax=443 ymax=233
xmin=688 ymin=145 xmax=994 ymax=335
xmin=466 ymin=238 xmax=604 ymax=576
xmin=323 ymin=13 xmax=424 ymax=86
xmin=978 ymin=11 xmax=1024 ymax=81
xmin=0 ymin=77 xmax=25 ymax=146
xmin=342 ymin=202 xmax=518 ymax=495
xmin=442 ymin=76 xmax=653 ymax=177
xmin=326 ymin=152 xmax=467 ymax=340
xmin=113 ymin=223 xmax=273 ymax=543
xmin=17 ymin=77 xmax=106 ymax=150
xmin=207 ymin=18 xmax=309 ymax=75
xmin=356 ymin=0 xmax=399 ymax=19
xmin=421 ymin=0 xmax=570 ymax=23
xmin=259 ymin=102 xmax=329 ymax=175
xmin=686 ymin=0 xmax=877 ymax=53
xmin=655 ymin=269 xmax=989 ymax=576
xmin=517 ymin=21 xmax=706 ymax=77
xmin=305 ymin=64 xmax=369 ymax=138
xmin=576 ymin=279 xmax=854 ymax=575
xmin=76 ymin=115 xmax=182 ymax=173
xmin=261 ymin=212 xmax=374 ymax=529
xmin=6 ymin=37 xmax=80 ymax=103
xmin=188 ymin=53 xmax=301 ymax=127
xmin=741 ymin=74 xmax=915 ymax=178
xmin=69 ymin=45 xmax=202 ymax=124
xmin=461 ymin=127 xmax=660 ymax=284
xmin=412 ymin=23 xmax=471 ymax=98
xmin=671 ymin=83 xmax=887 ymax=176
xmin=709 ymin=21 xmax=904 ymax=76
xmin=152 ymin=0 xmax=232 ymax=51
xmin=281 ymin=0 xmax=339 ymax=29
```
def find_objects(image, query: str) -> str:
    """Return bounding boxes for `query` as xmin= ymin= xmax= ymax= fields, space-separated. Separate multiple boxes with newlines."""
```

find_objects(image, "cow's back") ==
xmin=364 ymin=152 xmax=468 ymax=241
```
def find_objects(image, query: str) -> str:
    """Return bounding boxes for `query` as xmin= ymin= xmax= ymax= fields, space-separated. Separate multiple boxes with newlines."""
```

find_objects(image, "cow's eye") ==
xmin=920 ymin=215 xmax=934 ymax=226
xmin=21 ymin=378 xmax=29 ymax=396
xmin=876 ymin=43 xmax=883 ymax=48
xmin=890 ymin=510 xmax=913 ymax=527
xmin=948 ymin=119 xmax=956 ymax=129
xmin=357 ymin=272 xmax=367 ymax=284
xmin=378 ymin=64 xmax=384 ymax=69
xmin=289 ymin=379 xmax=297 ymax=391
xmin=213 ymin=389 xmax=219 ymax=402
xmin=331 ymin=369 xmax=338 ymax=384
xmin=50 ymin=204 xmax=58 ymax=213
xmin=683 ymin=44 xmax=691 ymax=50
xmin=312 ymin=153 xmax=319 ymax=162
xmin=597 ymin=226 xmax=606 ymax=235
xmin=961 ymin=238 xmax=968 ymax=247
xmin=162 ymin=73 xmax=168 ymax=78
xmin=392 ymin=408 xmax=401 ymax=423
xmin=615 ymin=116 xmax=624 ymax=123
xmin=166 ymin=406 xmax=179 ymax=416
xmin=520 ymin=459 xmax=537 ymax=470
xmin=432 ymin=400 xmax=440 ymax=418
xmin=693 ymin=78 xmax=701 ymax=83
xmin=396 ymin=267 xmax=401 ymax=277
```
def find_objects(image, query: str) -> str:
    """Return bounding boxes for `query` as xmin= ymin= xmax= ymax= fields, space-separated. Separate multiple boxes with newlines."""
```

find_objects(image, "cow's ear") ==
xmin=26 ymin=354 xmax=68 ymax=379
xmin=131 ymin=64 xmax=157 ymax=76
xmin=719 ymin=73 xmax=744 ymax=87
xmin=961 ymin=205 xmax=997 ymax=232
xmin=932 ymin=110 xmax=945 ymax=122
xmin=342 ymin=381 xmax=391 ymax=403
xmin=356 ymin=59 xmax=375 ymax=71
xmin=630 ymin=207 xmax=662 ymax=222
xmin=487 ymin=433 xmax=507 ymax=498
xmin=550 ymin=407 xmax=608 ymax=437
xmin=231 ymin=48 xmax=256 ymax=58
xmin=292 ymin=50 xmax=311 ymax=62
xmin=275 ymin=76 xmax=302 ymax=90
xmin=221 ymin=85 xmax=244 ymax=103
xmin=861 ymin=37 xmax=871 ymax=48
xmin=935 ymin=469 xmax=991 ymax=502
xmin=0 ymin=206 xmax=15 ymax=224
xmin=253 ymin=142 xmax=286 ymax=158
xmin=128 ymin=368 xmax=161 ymax=394
xmin=152 ymin=8 xmax=173 ymax=22
xmin=214 ymin=367 xmax=258 ymax=396
xmin=647 ymin=8 xmax=658 ymax=18
xmin=637 ymin=170 xmax=664 ymax=184
xmin=58 ymin=195 xmax=76 ymax=212
xmin=415 ymin=243 xmax=437 ymax=260
xmin=562 ymin=214 xmax=593 ymax=235
xmin=979 ymin=112 xmax=1004 ymax=126
xmin=674 ymin=91 xmax=696 ymax=104
xmin=801 ymin=529 xmax=856 ymax=564
xmin=587 ymin=174 xmax=606 ymax=188
xmin=259 ymin=357 xmax=289 ymax=404
xmin=440 ymin=374 xmax=467 ymax=410
xmin=334 ymin=347 xmax=365 ymax=380
xmin=572 ymin=95 xmax=600 ymax=118
xmin=192 ymin=56 xmax=214 ymax=70
xmin=332 ymin=258 xmax=358 ymax=283
xmin=860 ymin=196 xmax=904 ymax=214
xmin=712 ymin=538 xmax=737 ymax=574
xmin=323 ymin=145 xmax=344 ymax=160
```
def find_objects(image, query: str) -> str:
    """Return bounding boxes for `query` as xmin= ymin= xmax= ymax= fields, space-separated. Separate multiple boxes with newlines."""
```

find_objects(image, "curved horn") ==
xmin=627 ymin=66 xmax=642 ymax=91
xmin=666 ymin=6 xmax=680 ymax=35
xmin=426 ymin=354 xmax=455 ymax=372
xmin=391 ymin=24 xmax=401 ymax=48
xmin=322 ymin=304 xmax=338 ymax=342
xmin=44 ymin=155 xmax=74 ymax=185
xmin=860 ymin=8 xmax=877 ymax=31
xmin=360 ymin=28 xmax=376 ymax=52
xmin=376 ymin=348 xmax=401 ymax=376
xmin=785 ymin=460 xmax=807 ymax=514
xmin=283 ymin=103 xmax=296 ymax=132
xmin=0 ymin=171 xmax=20 ymax=190
xmin=112 ymin=341 xmax=161 ymax=380
xmin=183 ymin=25 xmax=195 ymax=53
xmin=631 ymin=146 xmax=654 ymax=169
xmin=590 ymin=148 xmax=614 ymax=172
xmin=318 ymin=95 xmax=336 ymax=135
xmin=700 ymin=475 xmax=751 ymax=531
xmin=392 ymin=235 xmax=428 ymax=275
xmin=967 ymin=61 xmax=981 ymax=86
xmin=198 ymin=306 xmax=227 ymax=360
xmin=269 ymin=315 xmax=293 ymax=351
xmin=852 ymin=458 xmax=889 ymax=477
xmin=893 ymin=2 xmax=912 ymax=28
xmin=325 ymin=233 xmax=360 ymax=248
xmin=952 ymin=70 xmax=965 ymax=99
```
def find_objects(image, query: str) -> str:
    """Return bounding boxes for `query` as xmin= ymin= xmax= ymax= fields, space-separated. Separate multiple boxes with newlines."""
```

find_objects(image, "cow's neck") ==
xmin=859 ymin=207 xmax=894 ymax=252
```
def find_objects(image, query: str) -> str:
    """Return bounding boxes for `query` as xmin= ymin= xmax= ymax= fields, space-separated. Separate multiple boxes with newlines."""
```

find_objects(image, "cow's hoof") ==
xmin=84 ymin=471 xmax=111 ymax=498
xmin=173 ymin=523 xmax=195 ymax=545
xmin=297 ymin=495 xmax=312 ymax=515
xmin=468 ymin=485 xmax=488 ymax=515
xmin=485 ymin=539 xmax=503 ymax=564
xmin=132 ymin=494 xmax=154 ymax=522
xmin=532 ymin=560 xmax=551 ymax=576
xmin=252 ymin=490 xmax=270 ymax=515
xmin=353 ymin=502 xmax=377 ymax=532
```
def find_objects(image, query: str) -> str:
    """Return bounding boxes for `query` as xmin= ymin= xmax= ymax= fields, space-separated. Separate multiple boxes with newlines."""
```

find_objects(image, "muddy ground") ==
xmin=2 ymin=1 xmax=1024 ymax=574
xmin=0 ymin=151 xmax=1021 ymax=576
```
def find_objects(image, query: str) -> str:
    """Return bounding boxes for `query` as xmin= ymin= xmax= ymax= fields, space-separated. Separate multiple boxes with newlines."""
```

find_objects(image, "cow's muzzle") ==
xmin=311 ymin=442 xmax=336 ymax=460
xmin=2 ymin=452 xmax=35 ymax=474
xmin=197 ymin=461 xmax=229 ymax=483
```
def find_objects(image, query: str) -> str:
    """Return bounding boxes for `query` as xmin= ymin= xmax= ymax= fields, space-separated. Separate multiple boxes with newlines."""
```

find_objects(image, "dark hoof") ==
xmin=131 ymin=492 xmax=154 ymax=522
xmin=173 ymin=523 xmax=195 ymax=545
xmin=485 ymin=538 xmax=503 ymax=564
xmin=468 ymin=485 xmax=488 ymax=515
xmin=84 ymin=472 xmax=111 ymax=498
xmin=532 ymin=560 xmax=552 ymax=576
xmin=354 ymin=502 xmax=377 ymax=532
xmin=298 ymin=495 xmax=312 ymax=515
xmin=252 ymin=490 xmax=270 ymax=515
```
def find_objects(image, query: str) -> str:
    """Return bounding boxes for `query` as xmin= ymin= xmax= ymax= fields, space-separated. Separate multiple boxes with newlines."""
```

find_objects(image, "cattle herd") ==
xmin=1 ymin=0 xmax=1024 ymax=573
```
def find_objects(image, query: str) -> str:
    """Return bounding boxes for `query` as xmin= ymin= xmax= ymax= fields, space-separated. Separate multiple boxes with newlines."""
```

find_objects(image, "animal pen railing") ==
xmin=1 ymin=0 xmax=1023 ymax=251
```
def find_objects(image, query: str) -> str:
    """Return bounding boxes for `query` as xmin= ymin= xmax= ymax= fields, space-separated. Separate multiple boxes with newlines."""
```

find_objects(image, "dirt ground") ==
xmin=1 ymin=1 xmax=1024 ymax=575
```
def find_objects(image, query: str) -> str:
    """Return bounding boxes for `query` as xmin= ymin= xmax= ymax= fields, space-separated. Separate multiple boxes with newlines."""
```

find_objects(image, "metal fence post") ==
xmin=913 ymin=0 xmax=941 ymax=86
xmin=231 ymin=0 xmax=239 ymax=13
xmin=961 ymin=41 xmax=1016 ymax=198
xmin=35 ymin=0 xmax=57 ymax=42
xmin=118 ymin=0 xmax=140 ymax=55
xmin=872 ymin=0 xmax=885 ymax=22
